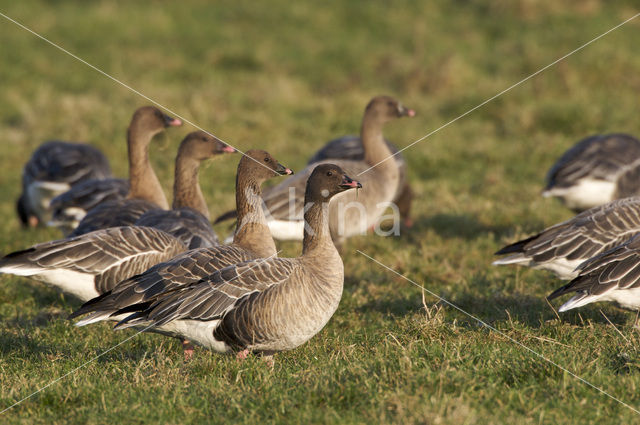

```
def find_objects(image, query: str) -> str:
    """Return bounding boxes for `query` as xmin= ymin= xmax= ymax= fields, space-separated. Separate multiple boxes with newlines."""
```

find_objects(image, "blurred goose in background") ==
xmin=306 ymin=110 xmax=415 ymax=227
xmin=548 ymin=234 xmax=640 ymax=312
xmin=543 ymin=133 xmax=640 ymax=212
xmin=104 ymin=164 xmax=360 ymax=363
xmin=17 ymin=140 xmax=113 ymax=227
xmin=68 ymin=106 xmax=182 ymax=237
xmin=70 ymin=150 xmax=292 ymax=349
xmin=215 ymin=95 xmax=414 ymax=245
xmin=493 ymin=197 xmax=640 ymax=280
xmin=134 ymin=131 xmax=237 ymax=249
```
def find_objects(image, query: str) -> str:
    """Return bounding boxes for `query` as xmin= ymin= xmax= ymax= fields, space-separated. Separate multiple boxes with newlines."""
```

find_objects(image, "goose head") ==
xmin=128 ymin=106 xmax=183 ymax=139
xmin=239 ymin=149 xmax=293 ymax=184
xmin=365 ymin=95 xmax=415 ymax=123
xmin=178 ymin=131 xmax=236 ymax=161
xmin=306 ymin=163 xmax=362 ymax=202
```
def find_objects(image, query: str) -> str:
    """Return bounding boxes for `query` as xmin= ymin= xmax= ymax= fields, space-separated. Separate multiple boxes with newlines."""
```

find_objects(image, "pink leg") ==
xmin=236 ymin=349 xmax=250 ymax=361
xmin=182 ymin=340 xmax=195 ymax=361
xmin=28 ymin=216 xmax=39 ymax=227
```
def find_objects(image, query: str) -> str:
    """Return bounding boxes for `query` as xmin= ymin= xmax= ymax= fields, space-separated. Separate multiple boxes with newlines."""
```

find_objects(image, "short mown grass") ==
xmin=1 ymin=0 xmax=640 ymax=423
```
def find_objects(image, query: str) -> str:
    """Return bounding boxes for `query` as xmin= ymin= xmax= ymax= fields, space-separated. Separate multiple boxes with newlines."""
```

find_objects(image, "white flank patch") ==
xmin=560 ymin=287 xmax=640 ymax=312
xmin=543 ymin=179 xmax=615 ymax=211
xmin=2 ymin=267 xmax=99 ymax=302
xmin=267 ymin=219 xmax=304 ymax=241
xmin=158 ymin=319 xmax=230 ymax=353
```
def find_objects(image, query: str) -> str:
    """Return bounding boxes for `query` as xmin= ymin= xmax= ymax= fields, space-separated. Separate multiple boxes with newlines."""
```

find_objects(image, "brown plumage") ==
xmin=70 ymin=150 xmax=293 ymax=324
xmin=107 ymin=164 xmax=361 ymax=359
xmin=69 ymin=106 xmax=182 ymax=236
xmin=214 ymin=95 xmax=414 ymax=244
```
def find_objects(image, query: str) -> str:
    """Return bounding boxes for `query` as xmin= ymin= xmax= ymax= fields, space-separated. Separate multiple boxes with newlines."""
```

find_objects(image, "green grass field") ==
xmin=1 ymin=0 xmax=640 ymax=423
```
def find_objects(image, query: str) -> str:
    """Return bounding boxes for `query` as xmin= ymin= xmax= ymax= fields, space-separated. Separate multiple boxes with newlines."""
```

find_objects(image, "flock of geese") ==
xmin=3 ymin=94 xmax=640 ymax=363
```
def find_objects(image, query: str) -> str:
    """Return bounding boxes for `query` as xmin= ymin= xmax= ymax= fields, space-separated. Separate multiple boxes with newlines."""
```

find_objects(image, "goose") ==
xmin=543 ymin=133 xmax=640 ymax=212
xmin=493 ymin=197 xmax=640 ymax=280
xmin=68 ymin=106 xmax=182 ymax=237
xmin=48 ymin=178 xmax=130 ymax=234
xmin=103 ymin=164 xmax=361 ymax=362
xmin=547 ymin=234 xmax=640 ymax=312
xmin=306 ymin=126 xmax=414 ymax=228
xmin=0 ymin=226 xmax=186 ymax=301
xmin=215 ymin=95 xmax=413 ymax=244
xmin=70 ymin=150 xmax=292 ymax=327
xmin=133 ymin=131 xmax=237 ymax=249
xmin=17 ymin=140 xmax=113 ymax=227
xmin=0 ymin=133 xmax=237 ymax=301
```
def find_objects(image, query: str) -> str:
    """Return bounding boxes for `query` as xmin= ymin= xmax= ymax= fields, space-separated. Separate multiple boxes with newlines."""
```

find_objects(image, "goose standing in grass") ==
xmin=305 ymin=112 xmax=415 ymax=227
xmin=17 ymin=140 xmax=113 ymax=228
xmin=71 ymin=150 xmax=293 ymax=357
xmin=547 ymin=234 xmax=640 ymax=312
xmin=543 ymin=133 xmax=640 ymax=212
xmin=215 ymin=95 xmax=413 ymax=245
xmin=68 ymin=106 xmax=182 ymax=236
xmin=0 ymin=132 xmax=235 ymax=301
xmin=99 ymin=164 xmax=360 ymax=363
xmin=493 ymin=197 xmax=640 ymax=280
xmin=134 ymin=131 xmax=237 ymax=249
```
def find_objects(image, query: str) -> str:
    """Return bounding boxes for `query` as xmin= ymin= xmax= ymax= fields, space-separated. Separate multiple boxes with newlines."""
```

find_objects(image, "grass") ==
xmin=1 ymin=0 xmax=640 ymax=423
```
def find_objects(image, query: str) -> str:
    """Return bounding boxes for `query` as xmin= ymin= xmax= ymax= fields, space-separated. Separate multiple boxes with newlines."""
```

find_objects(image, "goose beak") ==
xmin=163 ymin=114 xmax=183 ymax=127
xmin=339 ymin=174 xmax=362 ymax=189
xmin=221 ymin=145 xmax=237 ymax=153
xmin=398 ymin=105 xmax=416 ymax=117
xmin=276 ymin=163 xmax=294 ymax=175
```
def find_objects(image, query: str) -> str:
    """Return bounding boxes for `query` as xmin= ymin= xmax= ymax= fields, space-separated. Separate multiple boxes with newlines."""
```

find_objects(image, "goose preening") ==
xmin=0 ymin=226 xmax=186 ymax=301
xmin=70 ymin=150 xmax=293 ymax=355
xmin=133 ymin=131 xmax=236 ymax=249
xmin=68 ymin=106 xmax=182 ymax=237
xmin=543 ymin=133 xmax=640 ymax=212
xmin=493 ymin=197 xmax=640 ymax=280
xmin=84 ymin=164 xmax=360 ymax=363
xmin=547 ymin=233 xmax=640 ymax=313
xmin=215 ymin=95 xmax=414 ymax=244
xmin=17 ymin=140 xmax=113 ymax=227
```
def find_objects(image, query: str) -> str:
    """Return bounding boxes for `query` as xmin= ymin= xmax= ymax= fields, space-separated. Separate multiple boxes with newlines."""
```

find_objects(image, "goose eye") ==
xmin=387 ymin=101 xmax=394 ymax=107
xmin=264 ymin=157 xmax=271 ymax=163
xmin=326 ymin=171 xmax=333 ymax=177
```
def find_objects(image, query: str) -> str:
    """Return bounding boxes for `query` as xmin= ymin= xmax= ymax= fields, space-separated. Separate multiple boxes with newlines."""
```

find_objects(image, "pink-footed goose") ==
xmin=134 ymin=131 xmax=237 ymax=249
xmin=0 ymin=133 xmax=235 ymax=301
xmin=306 ymin=115 xmax=415 ymax=227
xmin=493 ymin=197 xmax=640 ymax=280
xmin=103 ymin=164 xmax=361 ymax=362
xmin=547 ymin=233 xmax=640 ymax=313
xmin=68 ymin=106 xmax=182 ymax=237
xmin=70 ymin=150 xmax=293 ymax=326
xmin=215 ymin=95 xmax=413 ymax=244
xmin=543 ymin=133 xmax=640 ymax=212
xmin=17 ymin=140 xmax=113 ymax=227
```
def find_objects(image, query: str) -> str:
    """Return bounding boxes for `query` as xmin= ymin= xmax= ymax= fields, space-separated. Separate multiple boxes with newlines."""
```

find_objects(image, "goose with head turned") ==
xmin=68 ymin=106 xmax=182 ymax=237
xmin=107 ymin=164 xmax=361 ymax=363
xmin=17 ymin=140 xmax=113 ymax=228
xmin=71 ymin=150 xmax=293 ymax=328
xmin=215 ymin=95 xmax=413 ymax=245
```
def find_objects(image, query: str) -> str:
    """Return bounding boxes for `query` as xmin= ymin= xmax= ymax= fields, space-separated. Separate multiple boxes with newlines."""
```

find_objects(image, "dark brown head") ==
xmin=238 ymin=149 xmax=293 ymax=183
xmin=178 ymin=131 xmax=236 ymax=161
xmin=305 ymin=163 xmax=362 ymax=203
xmin=364 ymin=95 xmax=415 ymax=123
xmin=129 ymin=106 xmax=182 ymax=138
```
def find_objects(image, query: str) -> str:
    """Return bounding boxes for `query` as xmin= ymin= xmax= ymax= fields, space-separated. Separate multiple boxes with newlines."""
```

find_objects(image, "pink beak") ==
xmin=222 ymin=145 xmax=237 ymax=153
xmin=168 ymin=118 xmax=183 ymax=126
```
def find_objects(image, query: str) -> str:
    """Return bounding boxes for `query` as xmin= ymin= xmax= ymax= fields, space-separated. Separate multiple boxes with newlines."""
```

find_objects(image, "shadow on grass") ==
xmin=0 ymin=332 xmax=54 ymax=357
xmin=407 ymin=213 xmax=524 ymax=241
